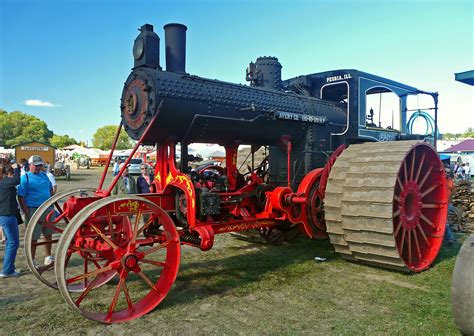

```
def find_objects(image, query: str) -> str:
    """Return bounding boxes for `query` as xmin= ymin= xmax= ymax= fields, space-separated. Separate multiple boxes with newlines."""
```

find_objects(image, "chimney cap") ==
xmin=140 ymin=24 xmax=154 ymax=32
xmin=164 ymin=23 xmax=187 ymax=31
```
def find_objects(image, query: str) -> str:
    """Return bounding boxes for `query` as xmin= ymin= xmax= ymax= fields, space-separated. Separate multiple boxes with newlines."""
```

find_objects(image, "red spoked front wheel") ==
xmin=393 ymin=143 xmax=448 ymax=272
xmin=55 ymin=195 xmax=180 ymax=323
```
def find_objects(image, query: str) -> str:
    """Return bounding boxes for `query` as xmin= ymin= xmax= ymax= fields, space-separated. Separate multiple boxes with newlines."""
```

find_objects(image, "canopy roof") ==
xmin=442 ymin=139 xmax=474 ymax=152
xmin=455 ymin=70 xmax=474 ymax=86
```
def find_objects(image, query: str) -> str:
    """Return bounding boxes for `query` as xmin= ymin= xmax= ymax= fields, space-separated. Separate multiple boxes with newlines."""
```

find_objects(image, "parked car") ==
xmin=114 ymin=155 xmax=129 ymax=163
xmin=128 ymin=158 xmax=143 ymax=175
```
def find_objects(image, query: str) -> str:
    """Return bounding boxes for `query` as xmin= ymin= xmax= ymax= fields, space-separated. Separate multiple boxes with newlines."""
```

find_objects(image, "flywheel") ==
xmin=325 ymin=141 xmax=448 ymax=272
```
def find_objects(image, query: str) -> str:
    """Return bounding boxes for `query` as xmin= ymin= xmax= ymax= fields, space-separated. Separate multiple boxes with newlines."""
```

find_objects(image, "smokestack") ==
xmin=164 ymin=23 xmax=187 ymax=73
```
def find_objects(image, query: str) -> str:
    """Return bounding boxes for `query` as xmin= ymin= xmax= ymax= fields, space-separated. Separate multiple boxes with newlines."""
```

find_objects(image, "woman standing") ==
xmin=137 ymin=164 xmax=154 ymax=194
xmin=0 ymin=163 xmax=21 ymax=278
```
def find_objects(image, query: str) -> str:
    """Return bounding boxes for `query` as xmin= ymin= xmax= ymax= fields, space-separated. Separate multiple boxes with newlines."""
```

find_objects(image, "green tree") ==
xmin=92 ymin=125 xmax=132 ymax=150
xmin=50 ymin=134 xmax=78 ymax=148
xmin=442 ymin=133 xmax=454 ymax=140
xmin=462 ymin=127 xmax=474 ymax=138
xmin=0 ymin=109 xmax=53 ymax=147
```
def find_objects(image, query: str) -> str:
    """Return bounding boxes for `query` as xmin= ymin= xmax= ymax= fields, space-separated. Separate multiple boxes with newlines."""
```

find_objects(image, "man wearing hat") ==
xmin=112 ymin=166 xmax=137 ymax=195
xmin=17 ymin=155 xmax=54 ymax=267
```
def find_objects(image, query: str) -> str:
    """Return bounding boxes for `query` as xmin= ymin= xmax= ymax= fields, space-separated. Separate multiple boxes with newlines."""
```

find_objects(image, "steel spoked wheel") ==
xmin=393 ymin=143 xmax=448 ymax=272
xmin=306 ymin=173 xmax=328 ymax=239
xmin=175 ymin=191 xmax=188 ymax=226
xmin=55 ymin=195 xmax=180 ymax=324
xmin=24 ymin=188 xmax=95 ymax=289
xmin=297 ymin=168 xmax=326 ymax=239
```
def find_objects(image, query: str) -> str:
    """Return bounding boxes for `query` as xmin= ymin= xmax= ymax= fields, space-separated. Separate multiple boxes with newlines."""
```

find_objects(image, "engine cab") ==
xmin=283 ymin=70 xmax=439 ymax=147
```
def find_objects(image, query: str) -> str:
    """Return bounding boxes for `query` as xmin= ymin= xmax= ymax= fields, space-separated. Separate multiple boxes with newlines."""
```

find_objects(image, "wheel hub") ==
xmin=399 ymin=181 xmax=422 ymax=230
xmin=122 ymin=254 xmax=140 ymax=270
xmin=126 ymin=92 xmax=138 ymax=115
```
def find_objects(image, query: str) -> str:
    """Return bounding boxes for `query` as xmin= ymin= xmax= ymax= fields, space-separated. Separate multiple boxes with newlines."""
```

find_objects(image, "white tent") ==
xmin=62 ymin=144 xmax=84 ymax=151
xmin=189 ymin=144 xmax=225 ymax=159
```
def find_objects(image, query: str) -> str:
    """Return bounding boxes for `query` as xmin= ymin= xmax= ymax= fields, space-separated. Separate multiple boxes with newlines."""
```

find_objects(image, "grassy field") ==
xmin=0 ymin=234 xmax=464 ymax=335
xmin=0 ymin=166 xmax=464 ymax=335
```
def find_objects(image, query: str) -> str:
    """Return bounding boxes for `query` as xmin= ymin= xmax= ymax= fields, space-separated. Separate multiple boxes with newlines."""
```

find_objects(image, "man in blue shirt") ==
xmin=18 ymin=155 xmax=54 ymax=267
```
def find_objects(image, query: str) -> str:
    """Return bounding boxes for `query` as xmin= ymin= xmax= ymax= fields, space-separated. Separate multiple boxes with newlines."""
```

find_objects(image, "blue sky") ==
xmin=1 ymin=0 xmax=472 ymax=144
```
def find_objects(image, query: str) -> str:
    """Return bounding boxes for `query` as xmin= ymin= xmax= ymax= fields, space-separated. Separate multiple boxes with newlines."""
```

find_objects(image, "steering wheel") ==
xmin=198 ymin=165 xmax=225 ymax=179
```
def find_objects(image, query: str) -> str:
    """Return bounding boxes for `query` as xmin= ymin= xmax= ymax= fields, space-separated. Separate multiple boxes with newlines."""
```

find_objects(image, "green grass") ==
xmin=0 ymin=233 xmax=464 ymax=335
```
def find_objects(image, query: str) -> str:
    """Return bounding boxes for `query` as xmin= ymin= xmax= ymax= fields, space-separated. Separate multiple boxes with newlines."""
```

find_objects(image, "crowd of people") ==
xmin=453 ymin=162 xmax=471 ymax=180
xmin=0 ymin=155 xmax=155 ymax=277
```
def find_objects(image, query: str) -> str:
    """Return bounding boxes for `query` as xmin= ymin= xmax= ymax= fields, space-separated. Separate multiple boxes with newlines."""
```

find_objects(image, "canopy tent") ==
xmin=62 ymin=144 xmax=85 ymax=151
xmin=0 ymin=147 xmax=14 ymax=155
xmin=442 ymin=139 xmax=474 ymax=153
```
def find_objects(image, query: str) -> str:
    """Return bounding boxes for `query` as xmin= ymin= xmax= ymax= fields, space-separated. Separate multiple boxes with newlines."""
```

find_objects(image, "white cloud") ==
xmin=79 ymin=130 xmax=85 ymax=133
xmin=24 ymin=99 xmax=58 ymax=107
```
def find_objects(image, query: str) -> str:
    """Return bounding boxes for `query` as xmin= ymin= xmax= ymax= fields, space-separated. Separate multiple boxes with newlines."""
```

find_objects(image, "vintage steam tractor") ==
xmin=25 ymin=23 xmax=448 ymax=323
xmin=50 ymin=161 xmax=71 ymax=181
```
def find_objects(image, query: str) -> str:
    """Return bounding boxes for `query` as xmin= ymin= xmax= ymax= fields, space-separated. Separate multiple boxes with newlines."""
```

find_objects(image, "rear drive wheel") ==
xmin=325 ymin=141 xmax=447 ymax=272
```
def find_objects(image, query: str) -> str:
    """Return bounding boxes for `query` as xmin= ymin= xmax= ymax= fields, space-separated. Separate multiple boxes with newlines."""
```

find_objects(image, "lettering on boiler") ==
xmin=276 ymin=112 xmax=327 ymax=124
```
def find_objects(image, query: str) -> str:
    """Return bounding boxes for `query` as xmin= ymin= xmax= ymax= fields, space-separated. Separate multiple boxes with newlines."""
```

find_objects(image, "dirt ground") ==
xmin=0 ymin=165 xmax=463 ymax=335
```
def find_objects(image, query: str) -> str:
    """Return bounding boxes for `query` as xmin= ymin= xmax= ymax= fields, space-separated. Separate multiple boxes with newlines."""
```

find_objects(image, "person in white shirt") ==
xmin=119 ymin=159 xmax=125 ymax=171
xmin=465 ymin=162 xmax=471 ymax=180
xmin=44 ymin=165 xmax=57 ymax=194
xmin=19 ymin=158 xmax=28 ymax=177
